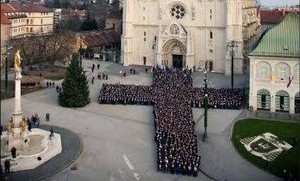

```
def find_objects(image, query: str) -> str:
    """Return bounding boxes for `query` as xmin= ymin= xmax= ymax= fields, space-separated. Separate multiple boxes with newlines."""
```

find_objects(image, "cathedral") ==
xmin=121 ymin=0 xmax=260 ymax=75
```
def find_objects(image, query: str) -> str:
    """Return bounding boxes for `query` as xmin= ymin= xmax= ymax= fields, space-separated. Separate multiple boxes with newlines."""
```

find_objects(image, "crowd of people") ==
xmin=98 ymin=69 xmax=245 ymax=176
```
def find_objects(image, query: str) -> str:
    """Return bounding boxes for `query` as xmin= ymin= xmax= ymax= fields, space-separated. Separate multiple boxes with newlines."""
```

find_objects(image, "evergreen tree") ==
xmin=58 ymin=53 xmax=90 ymax=107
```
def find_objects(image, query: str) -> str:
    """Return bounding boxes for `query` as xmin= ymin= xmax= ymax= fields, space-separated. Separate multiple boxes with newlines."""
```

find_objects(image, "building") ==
xmin=249 ymin=13 xmax=300 ymax=114
xmin=121 ymin=0 xmax=260 ymax=75
xmin=1 ymin=2 xmax=54 ymax=38
xmin=1 ymin=12 xmax=11 ymax=68
xmin=78 ymin=30 xmax=121 ymax=62
xmin=260 ymin=8 xmax=300 ymax=33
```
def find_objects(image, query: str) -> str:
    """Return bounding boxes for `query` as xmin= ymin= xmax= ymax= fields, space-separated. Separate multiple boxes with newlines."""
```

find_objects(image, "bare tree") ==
xmin=44 ymin=32 xmax=77 ymax=70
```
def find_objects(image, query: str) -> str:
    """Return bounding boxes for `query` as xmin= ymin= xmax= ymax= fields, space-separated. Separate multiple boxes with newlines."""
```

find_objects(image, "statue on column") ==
xmin=14 ymin=50 xmax=22 ymax=79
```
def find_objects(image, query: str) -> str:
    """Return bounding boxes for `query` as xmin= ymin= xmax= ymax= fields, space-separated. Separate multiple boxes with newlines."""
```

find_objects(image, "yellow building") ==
xmin=1 ymin=2 xmax=54 ymax=38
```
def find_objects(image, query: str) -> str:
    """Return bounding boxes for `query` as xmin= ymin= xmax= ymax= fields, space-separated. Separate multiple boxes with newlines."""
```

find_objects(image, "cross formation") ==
xmin=98 ymin=69 xmax=243 ymax=176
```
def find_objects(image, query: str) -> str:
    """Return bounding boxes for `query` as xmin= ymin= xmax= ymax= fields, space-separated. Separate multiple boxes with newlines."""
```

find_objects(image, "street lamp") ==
xmin=228 ymin=40 xmax=237 ymax=90
xmin=4 ymin=45 xmax=13 ymax=97
xmin=203 ymin=69 xmax=208 ymax=142
xmin=79 ymin=40 xmax=83 ymax=69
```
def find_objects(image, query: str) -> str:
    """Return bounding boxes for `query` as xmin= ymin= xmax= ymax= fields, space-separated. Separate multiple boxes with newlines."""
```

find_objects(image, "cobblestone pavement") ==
xmin=1 ymin=60 xmax=281 ymax=181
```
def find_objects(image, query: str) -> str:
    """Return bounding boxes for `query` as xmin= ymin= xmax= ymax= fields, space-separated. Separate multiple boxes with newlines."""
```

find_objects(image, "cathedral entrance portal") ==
xmin=172 ymin=55 xmax=183 ymax=68
xmin=162 ymin=39 xmax=186 ymax=69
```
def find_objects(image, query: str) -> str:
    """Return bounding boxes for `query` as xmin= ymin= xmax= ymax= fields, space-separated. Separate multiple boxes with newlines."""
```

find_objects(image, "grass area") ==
xmin=27 ymin=66 xmax=66 ymax=81
xmin=232 ymin=119 xmax=300 ymax=179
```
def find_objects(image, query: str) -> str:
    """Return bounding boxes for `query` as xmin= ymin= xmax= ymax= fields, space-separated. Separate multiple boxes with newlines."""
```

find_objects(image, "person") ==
xmin=4 ymin=159 xmax=10 ymax=174
xmin=50 ymin=127 xmax=54 ymax=138
xmin=92 ymin=64 xmax=95 ymax=72
xmin=97 ymin=63 xmax=100 ymax=69
xmin=11 ymin=147 xmax=16 ymax=159
xmin=46 ymin=113 xmax=50 ymax=122
xmin=91 ymin=77 xmax=94 ymax=84
xmin=46 ymin=81 xmax=49 ymax=88
xmin=56 ymin=85 xmax=59 ymax=92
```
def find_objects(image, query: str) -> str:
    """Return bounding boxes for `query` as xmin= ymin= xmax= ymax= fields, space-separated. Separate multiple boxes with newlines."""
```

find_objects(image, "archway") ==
xmin=257 ymin=89 xmax=271 ymax=110
xmin=295 ymin=92 xmax=300 ymax=113
xmin=275 ymin=90 xmax=289 ymax=112
xmin=205 ymin=61 xmax=214 ymax=71
xmin=162 ymin=39 xmax=186 ymax=69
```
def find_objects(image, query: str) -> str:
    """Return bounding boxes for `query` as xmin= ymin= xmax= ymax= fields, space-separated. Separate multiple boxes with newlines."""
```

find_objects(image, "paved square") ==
xmin=1 ymin=60 xmax=280 ymax=181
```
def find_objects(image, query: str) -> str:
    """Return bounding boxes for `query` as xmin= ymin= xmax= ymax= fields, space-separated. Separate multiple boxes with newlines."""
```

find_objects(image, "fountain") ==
xmin=1 ymin=51 xmax=62 ymax=172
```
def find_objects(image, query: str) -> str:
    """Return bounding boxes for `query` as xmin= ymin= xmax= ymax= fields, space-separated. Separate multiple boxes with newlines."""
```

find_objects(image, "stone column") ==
xmin=290 ymin=97 xmax=295 ymax=114
xmin=12 ymin=71 xmax=23 ymax=128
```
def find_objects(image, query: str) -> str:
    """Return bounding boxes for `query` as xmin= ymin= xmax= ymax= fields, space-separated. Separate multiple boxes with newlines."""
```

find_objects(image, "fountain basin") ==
xmin=1 ymin=128 xmax=62 ymax=172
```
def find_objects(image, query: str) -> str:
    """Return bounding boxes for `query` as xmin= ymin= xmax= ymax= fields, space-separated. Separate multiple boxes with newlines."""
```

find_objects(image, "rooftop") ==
xmin=250 ymin=13 xmax=300 ymax=58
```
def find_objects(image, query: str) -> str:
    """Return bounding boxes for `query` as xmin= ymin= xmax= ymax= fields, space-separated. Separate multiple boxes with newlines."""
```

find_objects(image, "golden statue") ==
xmin=20 ymin=118 xmax=28 ymax=132
xmin=14 ymin=50 xmax=22 ymax=72
xmin=7 ymin=119 xmax=15 ymax=135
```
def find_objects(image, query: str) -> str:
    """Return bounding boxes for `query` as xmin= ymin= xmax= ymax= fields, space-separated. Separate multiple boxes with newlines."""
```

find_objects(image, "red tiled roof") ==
xmin=1 ymin=12 xmax=10 ymax=24
xmin=81 ymin=30 xmax=120 ymax=48
xmin=260 ymin=9 xmax=285 ymax=24
xmin=1 ymin=2 xmax=53 ymax=13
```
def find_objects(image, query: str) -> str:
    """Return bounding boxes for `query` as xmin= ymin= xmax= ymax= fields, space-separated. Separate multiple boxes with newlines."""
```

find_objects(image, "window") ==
xmin=26 ymin=27 xmax=29 ymax=32
xmin=154 ymin=36 xmax=157 ymax=41
xmin=41 ymin=19 xmax=43 ymax=24
xmin=143 ymin=57 xmax=146 ymax=65
xmin=30 ymin=27 xmax=33 ymax=32
xmin=210 ymin=9 xmax=212 ymax=13
xmin=259 ymin=67 xmax=267 ymax=79
xmin=210 ymin=31 xmax=213 ymax=39
xmin=144 ymin=38 xmax=146 ymax=42
xmin=278 ymin=68 xmax=286 ymax=80
xmin=144 ymin=32 xmax=146 ymax=36
xmin=27 ymin=19 xmax=29 ymax=24
xmin=170 ymin=4 xmax=186 ymax=19
xmin=30 ymin=19 xmax=33 ymax=24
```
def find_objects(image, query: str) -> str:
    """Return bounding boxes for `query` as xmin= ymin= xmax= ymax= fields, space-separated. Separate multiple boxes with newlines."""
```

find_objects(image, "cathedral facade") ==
xmin=121 ymin=0 xmax=258 ymax=74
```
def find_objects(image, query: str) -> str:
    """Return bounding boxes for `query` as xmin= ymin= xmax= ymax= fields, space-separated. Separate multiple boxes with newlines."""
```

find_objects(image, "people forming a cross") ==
xmin=98 ymin=68 xmax=244 ymax=176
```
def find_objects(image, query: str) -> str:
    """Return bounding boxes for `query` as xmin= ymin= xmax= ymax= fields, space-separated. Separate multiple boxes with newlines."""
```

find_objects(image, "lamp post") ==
xmin=203 ymin=69 xmax=208 ymax=142
xmin=228 ymin=40 xmax=237 ymax=90
xmin=4 ymin=45 xmax=12 ymax=97
xmin=79 ymin=40 xmax=83 ymax=69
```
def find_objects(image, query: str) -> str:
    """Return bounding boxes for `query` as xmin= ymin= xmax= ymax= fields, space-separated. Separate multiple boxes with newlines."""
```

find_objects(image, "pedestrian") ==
xmin=4 ymin=159 xmax=10 ymax=174
xmin=52 ymin=82 xmax=55 ymax=88
xmin=50 ymin=127 xmax=54 ymax=138
xmin=46 ymin=81 xmax=49 ymax=88
xmin=46 ymin=113 xmax=50 ymax=122
xmin=97 ymin=63 xmax=100 ymax=69
xmin=91 ymin=77 xmax=94 ymax=84
xmin=92 ymin=64 xmax=95 ymax=72
xmin=105 ymin=74 xmax=108 ymax=80
xmin=11 ymin=147 xmax=16 ymax=159
xmin=56 ymin=85 xmax=59 ymax=92
xmin=27 ymin=118 xmax=31 ymax=131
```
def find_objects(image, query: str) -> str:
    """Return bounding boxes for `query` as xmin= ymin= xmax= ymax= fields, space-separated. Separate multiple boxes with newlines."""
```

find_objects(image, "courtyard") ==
xmin=1 ymin=59 xmax=281 ymax=181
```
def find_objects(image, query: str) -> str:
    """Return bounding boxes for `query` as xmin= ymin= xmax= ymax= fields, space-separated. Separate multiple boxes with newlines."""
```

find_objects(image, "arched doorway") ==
xmin=205 ymin=61 xmax=213 ymax=71
xmin=295 ymin=92 xmax=300 ymax=113
xmin=257 ymin=89 xmax=271 ymax=110
xmin=275 ymin=90 xmax=289 ymax=112
xmin=162 ymin=39 xmax=186 ymax=69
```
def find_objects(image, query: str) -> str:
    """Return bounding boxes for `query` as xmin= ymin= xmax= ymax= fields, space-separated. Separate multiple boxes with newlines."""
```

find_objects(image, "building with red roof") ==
xmin=1 ymin=1 xmax=54 ymax=39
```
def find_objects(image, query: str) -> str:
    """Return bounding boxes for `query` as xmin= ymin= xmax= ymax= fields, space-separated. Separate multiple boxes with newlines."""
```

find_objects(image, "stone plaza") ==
xmin=0 ymin=59 xmax=280 ymax=181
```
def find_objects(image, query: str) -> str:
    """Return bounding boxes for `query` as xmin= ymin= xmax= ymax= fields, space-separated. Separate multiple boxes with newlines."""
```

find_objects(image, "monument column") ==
xmin=12 ymin=50 xmax=23 ymax=127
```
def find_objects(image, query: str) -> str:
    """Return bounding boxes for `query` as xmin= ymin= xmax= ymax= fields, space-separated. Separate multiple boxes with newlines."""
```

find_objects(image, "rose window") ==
xmin=170 ymin=4 xmax=186 ymax=19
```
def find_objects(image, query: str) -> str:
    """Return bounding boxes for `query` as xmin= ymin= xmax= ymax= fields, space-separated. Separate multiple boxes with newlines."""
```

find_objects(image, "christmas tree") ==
xmin=59 ymin=53 xmax=90 ymax=107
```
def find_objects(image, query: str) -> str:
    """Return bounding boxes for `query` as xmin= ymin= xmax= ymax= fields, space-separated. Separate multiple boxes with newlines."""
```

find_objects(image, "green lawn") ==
xmin=232 ymin=119 xmax=300 ymax=179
